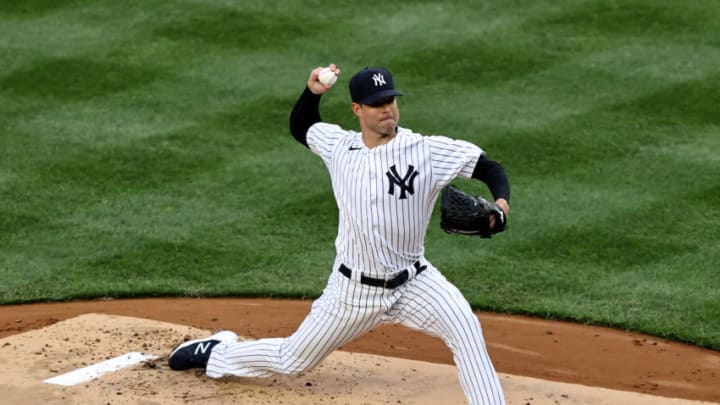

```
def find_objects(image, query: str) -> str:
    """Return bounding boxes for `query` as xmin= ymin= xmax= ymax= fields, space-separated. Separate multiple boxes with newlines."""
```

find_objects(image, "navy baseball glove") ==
xmin=440 ymin=185 xmax=506 ymax=238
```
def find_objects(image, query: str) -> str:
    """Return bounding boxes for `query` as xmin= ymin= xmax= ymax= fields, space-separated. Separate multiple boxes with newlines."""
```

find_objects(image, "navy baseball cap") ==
xmin=349 ymin=67 xmax=403 ymax=105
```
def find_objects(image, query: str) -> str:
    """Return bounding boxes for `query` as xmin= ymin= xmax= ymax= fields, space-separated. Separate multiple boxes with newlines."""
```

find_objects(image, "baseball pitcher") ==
xmin=168 ymin=64 xmax=511 ymax=405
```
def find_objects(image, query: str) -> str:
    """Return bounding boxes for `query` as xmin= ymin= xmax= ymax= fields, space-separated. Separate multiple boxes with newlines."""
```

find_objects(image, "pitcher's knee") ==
xmin=445 ymin=311 xmax=483 ymax=340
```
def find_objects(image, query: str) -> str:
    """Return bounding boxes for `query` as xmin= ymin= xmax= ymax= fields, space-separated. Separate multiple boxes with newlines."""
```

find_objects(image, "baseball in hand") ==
xmin=318 ymin=67 xmax=337 ymax=86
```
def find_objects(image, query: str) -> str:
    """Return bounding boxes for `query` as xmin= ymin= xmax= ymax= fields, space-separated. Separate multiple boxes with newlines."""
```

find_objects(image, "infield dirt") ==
xmin=1 ymin=298 xmax=718 ymax=404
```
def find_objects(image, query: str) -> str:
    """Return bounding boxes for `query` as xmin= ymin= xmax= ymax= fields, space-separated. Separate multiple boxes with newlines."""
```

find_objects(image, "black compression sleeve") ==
xmin=289 ymin=87 xmax=322 ymax=147
xmin=471 ymin=155 xmax=511 ymax=202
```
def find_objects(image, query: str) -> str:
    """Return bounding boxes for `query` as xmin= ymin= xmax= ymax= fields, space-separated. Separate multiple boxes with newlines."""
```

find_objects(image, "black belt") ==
xmin=338 ymin=261 xmax=427 ymax=289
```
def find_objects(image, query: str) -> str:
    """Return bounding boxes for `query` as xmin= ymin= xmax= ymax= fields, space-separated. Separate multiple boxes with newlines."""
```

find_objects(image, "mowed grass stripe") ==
xmin=401 ymin=42 xmax=720 ymax=141
xmin=1 ymin=57 xmax=164 ymax=101
xmin=0 ymin=1 xmax=190 ymax=66
xmin=527 ymin=0 xmax=720 ymax=42
xmin=1 ymin=136 xmax=334 ymax=266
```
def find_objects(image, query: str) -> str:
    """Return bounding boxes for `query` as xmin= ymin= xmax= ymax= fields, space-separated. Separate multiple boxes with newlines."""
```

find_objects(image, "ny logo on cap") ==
xmin=372 ymin=73 xmax=386 ymax=87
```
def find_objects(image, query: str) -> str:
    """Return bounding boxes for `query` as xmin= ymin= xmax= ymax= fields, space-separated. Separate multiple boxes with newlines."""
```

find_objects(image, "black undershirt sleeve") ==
xmin=289 ymin=87 xmax=322 ymax=147
xmin=471 ymin=154 xmax=511 ymax=203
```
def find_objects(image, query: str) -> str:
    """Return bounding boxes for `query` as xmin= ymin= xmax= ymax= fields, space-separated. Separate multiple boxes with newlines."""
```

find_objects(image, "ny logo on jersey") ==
xmin=372 ymin=73 xmax=386 ymax=87
xmin=386 ymin=164 xmax=419 ymax=199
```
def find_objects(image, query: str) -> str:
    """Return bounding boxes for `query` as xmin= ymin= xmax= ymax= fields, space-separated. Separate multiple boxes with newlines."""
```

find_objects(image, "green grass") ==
xmin=1 ymin=0 xmax=719 ymax=350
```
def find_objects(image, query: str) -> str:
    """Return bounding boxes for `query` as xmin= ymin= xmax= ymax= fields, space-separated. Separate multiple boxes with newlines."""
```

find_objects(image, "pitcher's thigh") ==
xmin=282 ymin=291 xmax=384 ymax=373
xmin=395 ymin=270 xmax=484 ymax=348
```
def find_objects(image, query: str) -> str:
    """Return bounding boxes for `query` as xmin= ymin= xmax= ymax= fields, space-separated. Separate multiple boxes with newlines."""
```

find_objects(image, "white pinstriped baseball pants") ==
xmin=206 ymin=261 xmax=505 ymax=405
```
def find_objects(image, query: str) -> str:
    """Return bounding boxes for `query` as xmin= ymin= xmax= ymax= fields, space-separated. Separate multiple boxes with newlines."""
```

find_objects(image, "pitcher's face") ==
xmin=353 ymin=96 xmax=400 ymax=139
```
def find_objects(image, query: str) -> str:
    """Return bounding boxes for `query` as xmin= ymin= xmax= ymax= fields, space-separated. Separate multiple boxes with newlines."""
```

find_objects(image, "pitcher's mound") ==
xmin=0 ymin=314 xmax=712 ymax=404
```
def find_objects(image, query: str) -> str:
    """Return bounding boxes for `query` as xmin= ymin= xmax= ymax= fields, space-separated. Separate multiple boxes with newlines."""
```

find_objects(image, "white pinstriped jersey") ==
xmin=307 ymin=122 xmax=484 ymax=276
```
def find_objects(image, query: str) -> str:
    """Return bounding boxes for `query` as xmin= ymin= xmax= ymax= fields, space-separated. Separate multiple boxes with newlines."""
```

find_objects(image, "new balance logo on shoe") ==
xmin=195 ymin=341 xmax=212 ymax=355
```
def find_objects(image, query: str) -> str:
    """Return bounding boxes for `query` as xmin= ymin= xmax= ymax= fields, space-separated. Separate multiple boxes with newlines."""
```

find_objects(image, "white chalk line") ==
xmin=43 ymin=352 xmax=159 ymax=387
